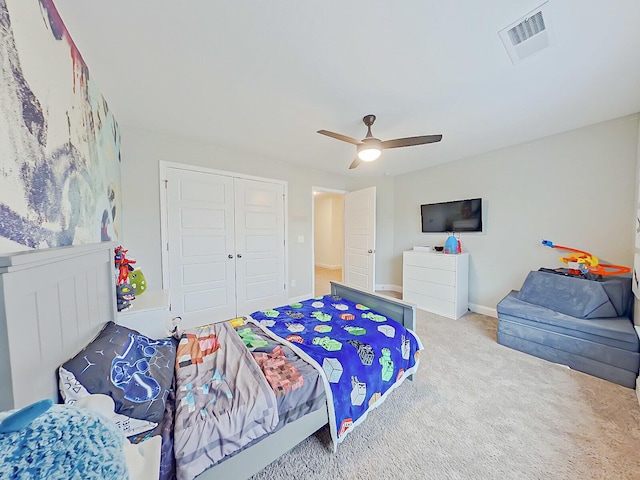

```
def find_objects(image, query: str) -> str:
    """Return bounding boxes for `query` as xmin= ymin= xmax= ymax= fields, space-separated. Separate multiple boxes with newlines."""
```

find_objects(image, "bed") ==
xmin=0 ymin=242 xmax=421 ymax=480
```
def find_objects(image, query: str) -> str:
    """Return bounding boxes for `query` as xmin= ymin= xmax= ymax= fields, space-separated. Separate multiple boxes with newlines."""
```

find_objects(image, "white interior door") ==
xmin=344 ymin=186 xmax=376 ymax=291
xmin=166 ymin=168 xmax=236 ymax=329
xmin=234 ymin=178 xmax=286 ymax=316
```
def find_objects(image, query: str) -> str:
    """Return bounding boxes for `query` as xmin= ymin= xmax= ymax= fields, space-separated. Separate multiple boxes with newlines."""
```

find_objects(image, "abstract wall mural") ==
xmin=0 ymin=0 xmax=121 ymax=253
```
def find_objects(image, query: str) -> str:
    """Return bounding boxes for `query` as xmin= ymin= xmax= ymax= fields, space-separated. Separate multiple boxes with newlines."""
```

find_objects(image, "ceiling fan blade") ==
xmin=349 ymin=157 xmax=362 ymax=170
xmin=317 ymin=130 xmax=362 ymax=145
xmin=381 ymin=134 xmax=443 ymax=149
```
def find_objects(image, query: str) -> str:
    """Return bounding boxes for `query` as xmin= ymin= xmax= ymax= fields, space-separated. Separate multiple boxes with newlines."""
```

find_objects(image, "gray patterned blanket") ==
xmin=173 ymin=322 xmax=278 ymax=480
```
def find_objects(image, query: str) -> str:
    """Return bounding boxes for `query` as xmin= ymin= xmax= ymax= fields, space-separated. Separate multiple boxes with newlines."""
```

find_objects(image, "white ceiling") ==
xmin=53 ymin=0 xmax=640 ymax=177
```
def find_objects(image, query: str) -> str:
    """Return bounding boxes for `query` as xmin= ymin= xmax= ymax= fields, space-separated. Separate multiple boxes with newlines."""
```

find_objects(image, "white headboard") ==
xmin=0 ymin=242 xmax=116 ymax=411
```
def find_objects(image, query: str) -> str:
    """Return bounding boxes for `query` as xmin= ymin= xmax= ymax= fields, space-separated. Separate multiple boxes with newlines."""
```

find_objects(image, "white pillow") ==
xmin=76 ymin=394 xmax=161 ymax=480
xmin=59 ymin=367 xmax=157 ymax=437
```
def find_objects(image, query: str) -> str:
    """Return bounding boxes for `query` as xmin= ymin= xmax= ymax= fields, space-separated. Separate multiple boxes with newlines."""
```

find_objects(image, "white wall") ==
xmin=394 ymin=114 xmax=639 ymax=314
xmin=120 ymin=126 xmax=394 ymax=299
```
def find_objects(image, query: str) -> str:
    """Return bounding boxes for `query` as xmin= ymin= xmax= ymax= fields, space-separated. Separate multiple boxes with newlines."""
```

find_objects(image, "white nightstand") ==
xmin=117 ymin=290 xmax=171 ymax=338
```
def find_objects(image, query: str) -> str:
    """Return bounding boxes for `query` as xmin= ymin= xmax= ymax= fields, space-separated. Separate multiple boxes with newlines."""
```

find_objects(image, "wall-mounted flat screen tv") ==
xmin=421 ymin=198 xmax=483 ymax=233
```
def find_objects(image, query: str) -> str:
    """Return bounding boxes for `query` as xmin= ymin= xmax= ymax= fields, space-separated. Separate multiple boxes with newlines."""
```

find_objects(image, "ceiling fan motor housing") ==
xmin=363 ymin=114 xmax=376 ymax=127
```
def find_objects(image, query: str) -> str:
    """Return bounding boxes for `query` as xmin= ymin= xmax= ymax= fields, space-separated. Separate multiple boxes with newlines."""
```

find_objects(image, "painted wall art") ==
xmin=0 ymin=0 xmax=121 ymax=253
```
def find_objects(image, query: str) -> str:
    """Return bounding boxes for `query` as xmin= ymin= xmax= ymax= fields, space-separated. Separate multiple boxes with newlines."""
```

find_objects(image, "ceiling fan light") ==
xmin=357 ymin=143 xmax=382 ymax=162
xmin=358 ymin=147 xmax=381 ymax=162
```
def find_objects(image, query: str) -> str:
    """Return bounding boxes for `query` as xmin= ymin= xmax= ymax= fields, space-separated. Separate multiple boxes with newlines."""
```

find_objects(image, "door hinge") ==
xmin=166 ymin=242 xmax=169 ymax=251
xmin=164 ymin=180 xmax=168 ymax=189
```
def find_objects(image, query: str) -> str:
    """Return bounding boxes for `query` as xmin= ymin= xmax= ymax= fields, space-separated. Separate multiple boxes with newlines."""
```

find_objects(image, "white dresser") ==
xmin=402 ymin=251 xmax=469 ymax=319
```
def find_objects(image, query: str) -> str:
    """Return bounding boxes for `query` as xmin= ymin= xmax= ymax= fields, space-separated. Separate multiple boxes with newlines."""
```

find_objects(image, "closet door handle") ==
xmin=237 ymin=254 xmax=243 ymax=258
xmin=368 ymin=249 xmax=373 ymax=254
xmin=228 ymin=254 xmax=234 ymax=259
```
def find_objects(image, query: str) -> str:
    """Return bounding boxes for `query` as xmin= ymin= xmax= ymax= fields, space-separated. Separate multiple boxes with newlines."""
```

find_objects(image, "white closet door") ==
xmin=234 ymin=178 xmax=286 ymax=317
xmin=166 ymin=168 xmax=236 ymax=329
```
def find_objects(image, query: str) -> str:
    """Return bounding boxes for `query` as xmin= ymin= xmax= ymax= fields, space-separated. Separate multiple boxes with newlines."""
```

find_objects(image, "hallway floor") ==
xmin=314 ymin=266 xmax=401 ymax=300
xmin=314 ymin=266 xmax=342 ymax=297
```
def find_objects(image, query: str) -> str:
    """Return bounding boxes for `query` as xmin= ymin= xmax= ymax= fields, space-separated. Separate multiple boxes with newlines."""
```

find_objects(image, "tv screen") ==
xmin=421 ymin=198 xmax=483 ymax=233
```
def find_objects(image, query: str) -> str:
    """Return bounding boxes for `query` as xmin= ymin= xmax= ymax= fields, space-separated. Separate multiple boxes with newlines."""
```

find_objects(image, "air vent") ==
xmin=508 ymin=11 xmax=545 ymax=45
xmin=499 ymin=1 xmax=555 ymax=64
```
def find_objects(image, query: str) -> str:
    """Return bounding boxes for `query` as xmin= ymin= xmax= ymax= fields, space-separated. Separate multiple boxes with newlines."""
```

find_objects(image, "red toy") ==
xmin=114 ymin=246 xmax=137 ymax=285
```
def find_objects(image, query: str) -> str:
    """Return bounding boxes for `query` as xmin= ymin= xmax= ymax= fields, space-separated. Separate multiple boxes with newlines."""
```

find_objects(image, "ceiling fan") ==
xmin=317 ymin=114 xmax=442 ymax=170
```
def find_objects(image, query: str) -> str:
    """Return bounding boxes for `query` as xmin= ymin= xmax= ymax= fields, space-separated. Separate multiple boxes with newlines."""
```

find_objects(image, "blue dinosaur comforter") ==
xmin=250 ymin=294 xmax=423 ymax=447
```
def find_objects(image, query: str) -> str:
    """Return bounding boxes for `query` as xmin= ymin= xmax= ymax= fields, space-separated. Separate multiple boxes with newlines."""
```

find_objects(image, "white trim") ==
xmin=159 ymin=160 xmax=288 ymax=186
xmin=288 ymin=293 xmax=314 ymax=304
xmin=158 ymin=162 xmax=169 ymax=290
xmin=374 ymin=284 xmax=402 ymax=294
xmin=469 ymin=303 xmax=498 ymax=318
xmin=314 ymin=263 xmax=342 ymax=270
xmin=311 ymin=186 xmax=347 ymax=296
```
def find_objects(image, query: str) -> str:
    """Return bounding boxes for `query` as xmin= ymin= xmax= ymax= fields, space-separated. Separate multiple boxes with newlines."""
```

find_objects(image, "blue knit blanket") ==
xmin=0 ymin=403 xmax=128 ymax=479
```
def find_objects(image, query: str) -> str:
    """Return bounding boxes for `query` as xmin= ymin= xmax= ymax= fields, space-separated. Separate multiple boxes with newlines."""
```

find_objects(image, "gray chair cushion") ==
xmin=517 ymin=271 xmax=630 ymax=319
xmin=497 ymin=291 xmax=639 ymax=352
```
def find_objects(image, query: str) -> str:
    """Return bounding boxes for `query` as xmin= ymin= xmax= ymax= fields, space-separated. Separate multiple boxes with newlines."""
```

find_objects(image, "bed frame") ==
xmin=0 ymin=243 xmax=116 ymax=411
xmin=0 ymin=243 xmax=417 ymax=480
xmin=195 ymin=281 xmax=417 ymax=480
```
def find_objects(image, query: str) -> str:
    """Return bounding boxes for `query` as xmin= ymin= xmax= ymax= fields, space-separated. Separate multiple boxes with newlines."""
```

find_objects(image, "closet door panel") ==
xmin=166 ymin=168 xmax=236 ymax=329
xmin=234 ymin=178 xmax=286 ymax=316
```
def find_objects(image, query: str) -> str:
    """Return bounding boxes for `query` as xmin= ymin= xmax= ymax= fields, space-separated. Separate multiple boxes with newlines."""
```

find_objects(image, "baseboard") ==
xmin=375 ymin=284 xmax=402 ymax=294
xmin=314 ymin=263 xmax=341 ymax=270
xmin=288 ymin=293 xmax=314 ymax=304
xmin=469 ymin=303 xmax=497 ymax=318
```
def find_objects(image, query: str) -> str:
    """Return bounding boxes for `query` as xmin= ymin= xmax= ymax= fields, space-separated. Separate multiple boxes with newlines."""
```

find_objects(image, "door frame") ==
xmin=159 ymin=161 xmax=289 ymax=298
xmin=311 ymin=186 xmax=347 ymax=296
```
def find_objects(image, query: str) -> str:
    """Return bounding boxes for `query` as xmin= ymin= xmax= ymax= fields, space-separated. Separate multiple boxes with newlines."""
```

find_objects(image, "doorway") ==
xmin=312 ymin=189 xmax=345 ymax=296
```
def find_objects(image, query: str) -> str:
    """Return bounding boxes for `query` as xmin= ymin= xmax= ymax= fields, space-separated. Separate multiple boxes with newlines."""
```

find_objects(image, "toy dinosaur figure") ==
xmin=114 ymin=246 xmax=136 ymax=285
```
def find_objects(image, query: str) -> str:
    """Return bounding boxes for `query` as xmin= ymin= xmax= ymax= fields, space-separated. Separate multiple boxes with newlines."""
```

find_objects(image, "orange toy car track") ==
xmin=541 ymin=240 xmax=630 ymax=276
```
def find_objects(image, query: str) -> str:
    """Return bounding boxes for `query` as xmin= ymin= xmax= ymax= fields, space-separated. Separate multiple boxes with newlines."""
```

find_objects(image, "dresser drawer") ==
xmin=404 ymin=264 xmax=455 ymax=286
xmin=403 ymin=277 xmax=455 ymax=302
xmin=403 ymin=290 xmax=455 ymax=318
xmin=403 ymin=251 xmax=457 ymax=271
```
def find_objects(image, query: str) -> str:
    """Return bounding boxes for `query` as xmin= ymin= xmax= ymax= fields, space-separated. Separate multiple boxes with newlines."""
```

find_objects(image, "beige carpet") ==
xmin=251 ymin=309 xmax=640 ymax=479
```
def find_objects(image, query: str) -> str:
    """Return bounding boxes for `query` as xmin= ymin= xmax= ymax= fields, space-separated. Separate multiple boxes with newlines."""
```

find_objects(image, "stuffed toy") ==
xmin=0 ymin=395 xmax=160 ymax=480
